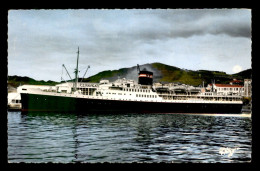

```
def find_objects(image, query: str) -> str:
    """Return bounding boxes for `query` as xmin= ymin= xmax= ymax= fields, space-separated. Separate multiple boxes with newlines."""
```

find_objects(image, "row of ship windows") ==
xmin=104 ymin=92 xmax=124 ymax=95
xmin=136 ymin=94 xmax=157 ymax=98
xmin=103 ymin=92 xmax=157 ymax=98
xmin=123 ymin=88 xmax=150 ymax=93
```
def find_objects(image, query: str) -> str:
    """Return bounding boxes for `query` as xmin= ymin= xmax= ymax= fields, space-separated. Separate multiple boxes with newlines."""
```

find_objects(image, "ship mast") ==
xmin=74 ymin=47 xmax=80 ymax=92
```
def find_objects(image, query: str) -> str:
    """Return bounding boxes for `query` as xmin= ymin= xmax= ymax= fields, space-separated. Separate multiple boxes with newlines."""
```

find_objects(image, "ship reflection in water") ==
xmin=8 ymin=111 xmax=251 ymax=163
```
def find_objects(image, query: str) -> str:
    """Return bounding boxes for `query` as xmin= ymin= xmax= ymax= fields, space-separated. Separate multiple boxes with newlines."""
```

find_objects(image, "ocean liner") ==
xmin=19 ymin=48 xmax=243 ymax=114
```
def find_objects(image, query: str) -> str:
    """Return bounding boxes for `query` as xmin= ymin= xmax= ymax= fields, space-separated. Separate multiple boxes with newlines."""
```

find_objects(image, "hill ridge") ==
xmin=8 ymin=63 xmax=252 ymax=89
xmin=84 ymin=63 xmax=251 ymax=86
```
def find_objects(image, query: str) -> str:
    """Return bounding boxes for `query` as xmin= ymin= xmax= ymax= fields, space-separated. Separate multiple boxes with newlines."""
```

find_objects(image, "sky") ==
xmin=8 ymin=9 xmax=252 ymax=82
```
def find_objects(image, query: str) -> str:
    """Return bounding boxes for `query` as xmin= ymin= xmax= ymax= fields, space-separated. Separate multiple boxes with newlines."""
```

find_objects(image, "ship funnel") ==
xmin=138 ymin=67 xmax=153 ymax=85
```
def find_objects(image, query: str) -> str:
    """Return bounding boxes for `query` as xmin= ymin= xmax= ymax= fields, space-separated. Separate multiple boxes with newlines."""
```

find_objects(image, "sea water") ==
xmin=8 ymin=111 xmax=251 ymax=163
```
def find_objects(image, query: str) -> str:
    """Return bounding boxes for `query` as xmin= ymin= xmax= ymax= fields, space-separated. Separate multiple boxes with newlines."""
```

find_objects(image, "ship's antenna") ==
xmin=74 ymin=47 xmax=80 ymax=92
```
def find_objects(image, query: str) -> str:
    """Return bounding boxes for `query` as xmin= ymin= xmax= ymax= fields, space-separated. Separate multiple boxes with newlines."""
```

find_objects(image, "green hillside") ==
xmin=151 ymin=63 xmax=202 ymax=85
xmin=84 ymin=62 xmax=251 ymax=86
xmin=232 ymin=69 xmax=252 ymax=79
xmin=82 ymin=68 xmax=129 ymax=83
xmin=8 ymin=63 xmax=252 ymax=89
xmin=8 ymin=75 xmax=58 ymax=88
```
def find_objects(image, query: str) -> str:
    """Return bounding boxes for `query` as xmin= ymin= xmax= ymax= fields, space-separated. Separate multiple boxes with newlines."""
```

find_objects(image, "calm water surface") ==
xmin=8 ymin=112 xmax=252 ymax=163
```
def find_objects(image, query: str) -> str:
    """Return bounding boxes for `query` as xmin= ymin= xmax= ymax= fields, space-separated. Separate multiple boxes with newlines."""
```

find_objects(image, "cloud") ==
xmin=232 ymin=65 xmax=243 ymax=73
xmin=8 ymin=9 xmax=251 ymax=81
xmin=155 ymin=9 xmax=251 ymax=39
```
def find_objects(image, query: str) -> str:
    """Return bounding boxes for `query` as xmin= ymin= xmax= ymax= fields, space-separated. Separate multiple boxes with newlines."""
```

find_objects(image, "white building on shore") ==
xmin=8 ymin=92 xmax=21 ymax=110
xmin=243 ymin=79 xmax=252 ymax=97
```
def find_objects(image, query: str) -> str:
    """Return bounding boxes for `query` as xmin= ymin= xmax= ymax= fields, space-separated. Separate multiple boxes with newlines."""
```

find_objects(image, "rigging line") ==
xmin=63 ymin=64 xmax=73 ymax=80
xmin=61 ymin=76 xmax=67 ymax=83
xmin=61 ymin=65 xmax=64 ymax=82
xmin=81 ymin=65 xmax=90 ymax=83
